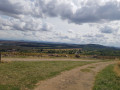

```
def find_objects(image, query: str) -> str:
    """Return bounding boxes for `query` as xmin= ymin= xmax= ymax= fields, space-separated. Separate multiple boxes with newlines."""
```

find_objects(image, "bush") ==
xmin=75 ymin=54 xmax=80 ymax=58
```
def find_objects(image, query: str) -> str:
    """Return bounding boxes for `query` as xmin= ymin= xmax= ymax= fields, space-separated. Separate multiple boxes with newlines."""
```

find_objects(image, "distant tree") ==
xmin=38 ymin=49 xmax=43 ymax=52
xmin=75 ymin=54 xmax=80 ymax=58
xmin=48 ymin=50 xmax=56 ymax=53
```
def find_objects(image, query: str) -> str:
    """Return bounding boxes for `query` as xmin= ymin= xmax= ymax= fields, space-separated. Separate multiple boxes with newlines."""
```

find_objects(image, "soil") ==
xmin=34 ymin=61 xmax=116 ymax=90
xmin=3 ymin=58 xmax=101 ymax=62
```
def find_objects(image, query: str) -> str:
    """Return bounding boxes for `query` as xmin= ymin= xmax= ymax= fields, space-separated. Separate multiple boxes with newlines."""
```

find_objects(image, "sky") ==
xmin=0 ymin=0 xmax=120 ymax=47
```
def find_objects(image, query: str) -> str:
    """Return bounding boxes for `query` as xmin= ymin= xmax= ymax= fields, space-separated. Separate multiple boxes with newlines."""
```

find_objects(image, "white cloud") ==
xmin=0 ymin=0 xmax=120 ymax=47
xmin=0 ymin=16 xmax=53 ymax=31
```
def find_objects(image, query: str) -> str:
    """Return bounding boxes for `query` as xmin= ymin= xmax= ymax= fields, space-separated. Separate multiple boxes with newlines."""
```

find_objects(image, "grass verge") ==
xmin=114 ymin=62 xmax=120 ymax=76
xmin=93 ymin=64 xmax=120 ymax=90
xmin=0 ymin=61 xmax=95 ymax=90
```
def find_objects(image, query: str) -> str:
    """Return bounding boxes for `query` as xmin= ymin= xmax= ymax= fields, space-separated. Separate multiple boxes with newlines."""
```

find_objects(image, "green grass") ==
xmin=88 ymin=66 xmax=95 ymax=68
xmin=0 ymin=61 xmax=95 ymax=90
xmin=93 ymin=64 xmax=120 ymax=90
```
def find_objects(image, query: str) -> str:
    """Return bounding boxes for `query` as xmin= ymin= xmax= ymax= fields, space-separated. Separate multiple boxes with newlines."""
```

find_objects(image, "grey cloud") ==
xmin=82 ymin=34 xmax=105 ymax=44
xmin=40 ymin=23 xmax=53 ymax=31
xmin=36 ymin=0 xmax=73 ymax=18
xmin=82 ymin=34 xmax=107 ymax=45
xmin=36 ymin=0 xmax=120 ymax=24
xmin=100 ymin=26 xmax=114 ymax=34
xmin=1 ymin=0 xmax=120 ymax=24
xmin=68 ymin=1 xmax=120 ymax=24
xmin=0 ymin=0 xmax=21 ymax=15
xmin=59 ymin=36 xmax=69 ymax=39
xmin=83 ymin=34 xmax=93 ymax=37
xmin=54 ymin=32 xmax=70 ymax=39
xmin=95 ymin=34 xmax=104 ymax=37
xmin=83 ymin=34 xmax=104 ymax=38
xmin=0 ymin=0 xmax=40 ymax=18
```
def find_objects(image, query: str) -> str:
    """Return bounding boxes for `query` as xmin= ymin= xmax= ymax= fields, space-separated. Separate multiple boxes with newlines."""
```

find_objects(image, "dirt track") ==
xmin=3 ymin=58 xmax=101 ymax=62
xmin=34 ymin=61 xmax=116 ymax=90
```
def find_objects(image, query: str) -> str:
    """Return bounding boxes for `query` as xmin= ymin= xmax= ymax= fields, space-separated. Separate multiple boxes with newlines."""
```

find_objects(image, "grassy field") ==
xmin=0 ymin=61 xmax=96 ymax=90
xmin=93 ymin=64 xmax=120 ymax=90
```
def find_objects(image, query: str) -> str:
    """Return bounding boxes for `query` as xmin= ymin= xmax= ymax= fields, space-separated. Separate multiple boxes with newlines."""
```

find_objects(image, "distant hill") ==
xmin=0 ymin=40 xmax=118 ymax=51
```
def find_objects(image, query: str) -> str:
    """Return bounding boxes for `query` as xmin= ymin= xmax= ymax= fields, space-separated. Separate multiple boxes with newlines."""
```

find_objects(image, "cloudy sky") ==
xmin=0 ymin=0 xmax=120 ymax=47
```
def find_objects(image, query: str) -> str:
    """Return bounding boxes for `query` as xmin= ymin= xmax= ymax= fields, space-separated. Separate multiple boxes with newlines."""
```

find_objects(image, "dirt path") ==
xmin=34 ymin=61 xmax=116 ymax=90
xmin=3 ymin=58 xmax=101 ymax=62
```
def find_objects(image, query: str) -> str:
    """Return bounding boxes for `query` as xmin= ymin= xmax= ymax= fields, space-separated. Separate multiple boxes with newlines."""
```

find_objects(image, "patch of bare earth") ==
xmin=3 ymin=58 xmax=101 ymax=62
xmin=34 ymin=61 xmax=116 ymax=90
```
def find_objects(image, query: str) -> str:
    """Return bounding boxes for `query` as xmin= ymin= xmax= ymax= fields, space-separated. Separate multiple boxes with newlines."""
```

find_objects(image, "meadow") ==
xmin=0 ymin=61 xmax=95 ymax=90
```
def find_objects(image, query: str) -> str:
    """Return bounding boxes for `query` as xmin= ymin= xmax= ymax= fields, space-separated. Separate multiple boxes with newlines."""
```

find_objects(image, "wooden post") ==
xmin=0 ymin=52 xmax=1 ymax=63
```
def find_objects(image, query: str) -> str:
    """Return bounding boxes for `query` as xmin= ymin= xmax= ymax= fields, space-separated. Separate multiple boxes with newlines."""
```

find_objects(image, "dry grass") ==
xmin=114 ymin=61 xmax=120 ymax=76
xmin=0 ymin=60 xmax=11 ymax=63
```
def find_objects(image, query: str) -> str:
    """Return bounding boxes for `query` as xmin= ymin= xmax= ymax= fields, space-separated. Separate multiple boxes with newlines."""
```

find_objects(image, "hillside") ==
xmin=0 ymin=40 xmax=118 ymax=50
xmin=0 ymin=40 xmax=120 ymax=57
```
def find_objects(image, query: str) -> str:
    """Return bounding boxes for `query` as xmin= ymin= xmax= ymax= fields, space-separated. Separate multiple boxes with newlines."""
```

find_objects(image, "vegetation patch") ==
xmin=0 ymin=61 xmax=95 ymax=90
xmin=93 ymin=64 xmax=120 ymax=90
xmin=114 ymin=62 xmax=120 ymax=76
xmin=88 ymin=66 xmax=95 ymax=68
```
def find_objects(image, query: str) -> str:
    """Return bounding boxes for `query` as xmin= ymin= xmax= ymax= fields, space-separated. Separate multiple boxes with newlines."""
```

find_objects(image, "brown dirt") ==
xmin=34 ymin=61 xmax=116 ymax=90
xmin=2 ymin=58 xmax=101 ymax=62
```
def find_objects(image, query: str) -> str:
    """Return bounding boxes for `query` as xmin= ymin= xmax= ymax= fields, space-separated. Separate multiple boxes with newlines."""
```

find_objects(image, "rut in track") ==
xmin=34 ymin=61 xmax=116 ymax=90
